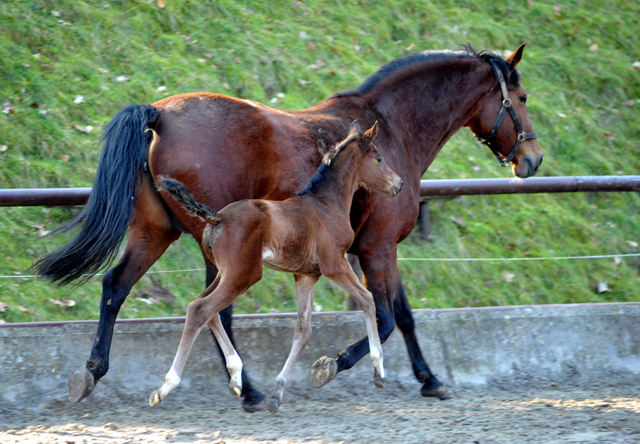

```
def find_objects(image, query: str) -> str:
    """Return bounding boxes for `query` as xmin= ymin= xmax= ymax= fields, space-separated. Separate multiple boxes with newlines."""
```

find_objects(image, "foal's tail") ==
xmin=35 ymin=104 xmax=159 ymax=284
xmin=156 ymin=176 xmax=221 ymax=226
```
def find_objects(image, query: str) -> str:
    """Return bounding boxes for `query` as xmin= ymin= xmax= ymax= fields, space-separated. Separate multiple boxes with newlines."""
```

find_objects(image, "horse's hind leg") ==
xmin=205 ymin=260 xmax=266 ymax=412
xmin=68 ymin=182 xmax=180 ymax=402
xmin=393 ymin=276 xmax=450 ymax=399
xmin=268 ymin=274 xmax=319 ymax=414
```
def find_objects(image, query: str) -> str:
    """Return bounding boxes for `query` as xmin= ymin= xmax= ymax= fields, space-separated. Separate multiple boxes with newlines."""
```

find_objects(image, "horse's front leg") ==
xmin=268 ymin=274 xmax=319 ymax=414
xmin=311 ymin=251 xmax=396 ymax=389
xmin=68 ymin=226 xmax=179 ymax=402
xmin=393 ymin=274 xmax=450 ymax=399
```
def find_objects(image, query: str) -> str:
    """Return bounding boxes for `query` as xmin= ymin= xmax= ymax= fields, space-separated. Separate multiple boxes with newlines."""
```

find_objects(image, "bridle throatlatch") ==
xmin=477 ymin=60 xmax=537 ymax=167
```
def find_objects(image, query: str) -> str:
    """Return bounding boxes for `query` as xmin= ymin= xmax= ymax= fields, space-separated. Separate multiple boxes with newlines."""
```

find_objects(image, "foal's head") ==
xmin=340 ymin=120 xmax=403 ymax=197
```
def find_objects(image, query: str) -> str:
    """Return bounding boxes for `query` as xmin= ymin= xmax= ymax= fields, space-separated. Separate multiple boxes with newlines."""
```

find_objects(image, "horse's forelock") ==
xmin=475 ymin=46 xmax=521 ymax=87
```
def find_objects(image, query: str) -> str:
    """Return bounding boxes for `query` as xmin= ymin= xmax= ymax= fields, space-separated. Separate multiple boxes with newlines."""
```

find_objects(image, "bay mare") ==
xmin=150 ymin=121 xmax=402 ymax=413
xmin=36 ymin=44 xmax=542 ymax=411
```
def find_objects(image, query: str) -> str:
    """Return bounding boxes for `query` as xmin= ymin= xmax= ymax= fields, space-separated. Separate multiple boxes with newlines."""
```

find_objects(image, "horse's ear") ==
xmin=349 ymin=120 xmax=361 ymax=137
xmin=360 ymin=121 xmax=379 ymax=149
xmin=505 ymin=43 xmax=525 ymax=73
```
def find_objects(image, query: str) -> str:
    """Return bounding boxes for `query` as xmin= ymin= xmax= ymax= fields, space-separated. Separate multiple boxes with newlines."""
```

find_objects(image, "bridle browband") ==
xmin=477 ymin=59 xmax=537 ymax=167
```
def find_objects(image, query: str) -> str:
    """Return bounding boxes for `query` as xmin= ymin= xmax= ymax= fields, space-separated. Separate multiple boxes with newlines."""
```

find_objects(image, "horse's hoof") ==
xmin=421 ymin=380 xmax=451 ymax=400
xmin=242 ymin=396 xmax=268 ymax=413
xmin=310 ymin=356 xmax=338 ymax=388
xmin=267 ymin=397 xmax=280 ymax=414
xmin=373 ymin=374 xmax=385 ymax=389
xmin=67 ymin=370 xmax=95 ymax=403
xmin=229 ymin=384 xmax=242 ymax=399
xmin=149 ymin=390 xmax=162 ymax=407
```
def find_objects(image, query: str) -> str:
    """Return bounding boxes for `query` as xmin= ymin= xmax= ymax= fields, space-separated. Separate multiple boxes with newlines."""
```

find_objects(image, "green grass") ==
xmin=1 ymin=0 xmax=638 ymax=322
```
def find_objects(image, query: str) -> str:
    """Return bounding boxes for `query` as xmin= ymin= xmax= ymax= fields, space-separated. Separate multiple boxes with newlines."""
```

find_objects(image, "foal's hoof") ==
xmin=229 ymin=384 xmax=242 ymax=399
xmin=149 ymin=390 xmax=162 ymax=407
xmin=310 ymin=356 xmax=338 ymax=388
xmin=67 ymin=370 xmax=95 ymax=403
xmin=373 ymin=374 xmax=385 ymax=389
xmin=421 ymin=380 xmax=451 ymax=400
xmin=267 ymin=397 xmax=280 ymax=414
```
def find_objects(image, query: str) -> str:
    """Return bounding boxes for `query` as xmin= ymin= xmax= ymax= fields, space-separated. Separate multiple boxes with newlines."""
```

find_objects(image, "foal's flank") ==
xmin=149 ymin=121 xmax=403 ymax=413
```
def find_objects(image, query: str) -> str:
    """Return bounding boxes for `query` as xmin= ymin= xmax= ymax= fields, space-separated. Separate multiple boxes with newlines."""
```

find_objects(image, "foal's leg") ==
xmin=208 ymin=313 xmax=244 ymax=399
xmin=268 ymin=274 xmax=319 ymax=414
xmin=315 ymin=260 xmax=385 ymax=389
xmin=150 ymin=256 xmax=262 ymax=406
xmin=149 ymin=277 xmax=221 ymax=406
xmin=311 ymin=250 xmax=395 ymax=389
xmin=205 ymin=259 xmax=266 ymax=412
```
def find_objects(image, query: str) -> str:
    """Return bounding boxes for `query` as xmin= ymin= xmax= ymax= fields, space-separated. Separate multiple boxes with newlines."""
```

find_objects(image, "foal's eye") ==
xmin=376 ymin=156 xmax=383 ymax=164
xmin=519 ymin=95 xmax=527 ymax=104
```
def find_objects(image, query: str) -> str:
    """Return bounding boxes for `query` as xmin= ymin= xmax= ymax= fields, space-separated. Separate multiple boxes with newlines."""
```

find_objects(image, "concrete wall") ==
xmin=1 ymin=303 xmax=639 ymax=407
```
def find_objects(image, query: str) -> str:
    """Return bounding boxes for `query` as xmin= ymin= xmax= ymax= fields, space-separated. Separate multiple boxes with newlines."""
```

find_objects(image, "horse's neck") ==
xmin=369 ymin=61 xmax=492 ymax=173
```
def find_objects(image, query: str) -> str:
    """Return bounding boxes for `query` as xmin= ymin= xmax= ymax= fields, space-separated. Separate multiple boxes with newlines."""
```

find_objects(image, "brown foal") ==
xmin=149 ymin=121 xmax=403 ymax=413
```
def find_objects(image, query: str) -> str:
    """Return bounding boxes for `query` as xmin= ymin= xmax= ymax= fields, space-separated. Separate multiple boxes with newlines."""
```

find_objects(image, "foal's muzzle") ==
xmin=390 ymin=178 xmax=403 ymax=196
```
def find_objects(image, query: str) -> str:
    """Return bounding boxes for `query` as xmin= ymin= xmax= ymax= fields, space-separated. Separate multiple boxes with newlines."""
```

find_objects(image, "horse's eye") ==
xmin=376 ymin=156 xmax=383 ymax=164
xmin=519 ymin=95 xmax=527 ymax=104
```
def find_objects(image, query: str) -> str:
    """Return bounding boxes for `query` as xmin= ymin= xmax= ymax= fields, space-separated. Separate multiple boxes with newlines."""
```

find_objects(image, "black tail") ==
xmin=35 ymin=104 xmax=159 ymax=285
xmin=156 ymin=176 xmax=221 ymax=225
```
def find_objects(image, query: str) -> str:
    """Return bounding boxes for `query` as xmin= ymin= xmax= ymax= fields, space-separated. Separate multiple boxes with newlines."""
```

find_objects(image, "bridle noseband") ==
xmin=477 ymin=60 xmax=537 ymax=167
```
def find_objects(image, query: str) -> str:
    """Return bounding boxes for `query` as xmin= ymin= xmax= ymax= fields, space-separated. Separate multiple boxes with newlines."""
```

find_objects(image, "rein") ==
xmin=477 ymin=60 xmax=537 ymax=167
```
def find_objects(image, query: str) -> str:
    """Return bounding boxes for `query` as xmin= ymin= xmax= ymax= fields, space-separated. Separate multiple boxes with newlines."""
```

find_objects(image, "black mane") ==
xmin=297 ymin=133 xmax=358 ymax=196
xmin=333 ymin=45 xmax=519 ymax=99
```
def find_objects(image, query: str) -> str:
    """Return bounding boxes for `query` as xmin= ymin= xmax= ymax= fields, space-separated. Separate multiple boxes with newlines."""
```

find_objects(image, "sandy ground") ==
xmin=1 ymin=377 xmax=639 ymax=444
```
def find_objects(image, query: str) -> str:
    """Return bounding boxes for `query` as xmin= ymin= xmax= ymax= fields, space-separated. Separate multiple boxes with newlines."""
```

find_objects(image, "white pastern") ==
xmin=226 ymin=353 xmax=243 ymax=389
xmin=369 ymin=348 xmax=385 ymax=378
xmin=159 ymin=368 xmax=181 ymax=398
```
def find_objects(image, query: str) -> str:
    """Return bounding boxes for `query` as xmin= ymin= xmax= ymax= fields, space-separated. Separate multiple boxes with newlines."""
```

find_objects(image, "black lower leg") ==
xmin=87 ymin=265 xmax=131 ymax=382
xmin=394 ymin=280 xmax=449 ymax=398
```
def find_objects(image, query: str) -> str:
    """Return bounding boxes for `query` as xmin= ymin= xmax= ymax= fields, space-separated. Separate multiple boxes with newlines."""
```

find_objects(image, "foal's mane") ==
xmin=296 ymin=132 xmax=359 ymax=196
xmin=333 ymin=45 xmax=519 ymax=99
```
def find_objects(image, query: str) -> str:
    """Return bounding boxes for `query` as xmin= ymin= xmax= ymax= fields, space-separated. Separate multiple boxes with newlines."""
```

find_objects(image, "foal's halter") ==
xmin=477 ymin=60 xmax=537 ymax=167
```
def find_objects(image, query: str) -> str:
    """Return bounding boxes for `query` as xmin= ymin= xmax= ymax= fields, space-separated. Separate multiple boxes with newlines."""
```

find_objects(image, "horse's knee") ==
xmin=186 ymin=299 xmax=210 ymax=328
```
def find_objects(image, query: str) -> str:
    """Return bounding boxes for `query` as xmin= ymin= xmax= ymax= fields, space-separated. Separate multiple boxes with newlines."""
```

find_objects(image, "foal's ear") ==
xmin=360 ymin=121 xmax=379 ymax=149
xmin=505 ymin=43 xmax=525 ymax=73
xmin=348 ymin=120 xmax=362 ymax=138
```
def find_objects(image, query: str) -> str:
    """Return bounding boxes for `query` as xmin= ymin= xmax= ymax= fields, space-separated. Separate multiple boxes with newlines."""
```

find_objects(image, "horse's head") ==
xmin=347 ymin=120 xmax=403 ymax=196
xmin=468 ymin=44 xmax=543 ymax=178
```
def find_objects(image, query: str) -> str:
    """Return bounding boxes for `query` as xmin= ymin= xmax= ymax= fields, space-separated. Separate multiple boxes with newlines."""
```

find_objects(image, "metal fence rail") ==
xmin=1 ymin=176 xmax=639 ymax=207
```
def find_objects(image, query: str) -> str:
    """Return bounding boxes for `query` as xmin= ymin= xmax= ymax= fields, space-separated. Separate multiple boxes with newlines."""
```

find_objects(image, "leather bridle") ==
xmin=477 ymin=60 xmax=537 ymax=167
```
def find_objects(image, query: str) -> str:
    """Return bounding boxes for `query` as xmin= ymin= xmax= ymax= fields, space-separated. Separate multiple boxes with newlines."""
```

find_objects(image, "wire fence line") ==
xmin=2 ymin=253 xmax=639 ymax=280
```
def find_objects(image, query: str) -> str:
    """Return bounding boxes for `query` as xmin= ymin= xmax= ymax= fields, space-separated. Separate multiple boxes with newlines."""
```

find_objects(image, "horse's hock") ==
xmin=1 ymin=303 xmax=639 ymax=407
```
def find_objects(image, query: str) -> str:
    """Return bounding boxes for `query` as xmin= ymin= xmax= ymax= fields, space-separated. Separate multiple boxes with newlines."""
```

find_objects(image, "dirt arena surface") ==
xmin=2 ymin=377 xmax=639 ymax=444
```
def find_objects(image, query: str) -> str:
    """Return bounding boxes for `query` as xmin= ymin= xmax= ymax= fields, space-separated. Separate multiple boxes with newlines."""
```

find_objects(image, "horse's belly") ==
xmin=262 ymin=248 xmax=320 ymax=275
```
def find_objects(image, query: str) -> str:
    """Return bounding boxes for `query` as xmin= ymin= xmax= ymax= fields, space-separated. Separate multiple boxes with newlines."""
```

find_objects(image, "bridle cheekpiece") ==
xmin=477 ymin=60 xmax=537 ymax=167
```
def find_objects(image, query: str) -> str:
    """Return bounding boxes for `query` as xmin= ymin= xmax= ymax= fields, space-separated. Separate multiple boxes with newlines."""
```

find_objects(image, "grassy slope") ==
xmin=0 ymin=0 xmax=638 ymax=322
